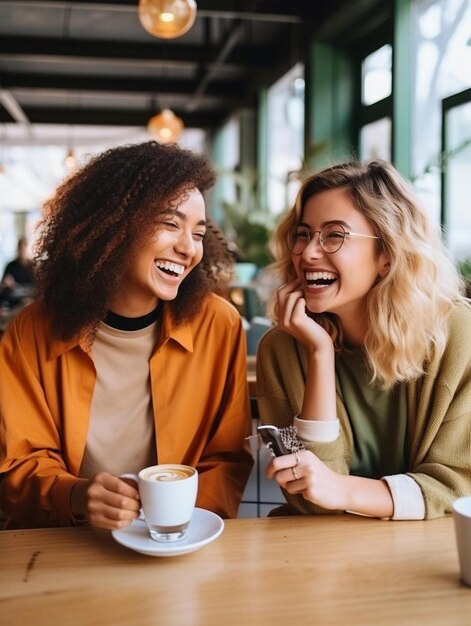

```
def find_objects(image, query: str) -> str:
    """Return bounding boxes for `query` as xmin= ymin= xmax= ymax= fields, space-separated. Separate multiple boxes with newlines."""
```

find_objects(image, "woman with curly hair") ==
xmin=257 ymin=159 xmax=471 ymax=520
xmin=0 ymin=141 xmax=253 ymax=528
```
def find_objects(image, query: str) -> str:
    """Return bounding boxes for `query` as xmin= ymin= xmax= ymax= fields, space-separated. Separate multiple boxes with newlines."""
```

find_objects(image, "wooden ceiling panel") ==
xmin=0 ymin=0 xmax=349 ymax=130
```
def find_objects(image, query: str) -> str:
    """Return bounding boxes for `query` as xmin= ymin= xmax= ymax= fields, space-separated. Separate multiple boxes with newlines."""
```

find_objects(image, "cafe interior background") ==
xmin=0 ymin=0 xmax=470 ymax=515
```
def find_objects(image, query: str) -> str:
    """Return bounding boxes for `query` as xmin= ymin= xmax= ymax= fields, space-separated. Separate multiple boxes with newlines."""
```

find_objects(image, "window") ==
xmin=360 ymin=117 xmax=392 ymax=161
xmin=441 ymin=91 xmax=471 ymax=263
xmin=267 ymin=63 xmax=305 ymax=214
xmin=362 ymin=44 xmax=392 ymax=105
xmin=411 ymin=0 xmax=471 ymax=224
xmin=358 ymin=44 xmax=392 ymax=161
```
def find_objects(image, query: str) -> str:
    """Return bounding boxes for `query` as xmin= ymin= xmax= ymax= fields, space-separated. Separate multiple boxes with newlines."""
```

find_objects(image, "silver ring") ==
xmin=294 ymin=452 xmax=300 ymax=466
xmin=291 ymin=466 xmax=298 ymax=480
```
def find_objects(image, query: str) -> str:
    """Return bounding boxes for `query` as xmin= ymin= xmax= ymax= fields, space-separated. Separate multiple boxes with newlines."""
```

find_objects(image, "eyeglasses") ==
xmin=287 ymin=223 xmax=380 ymax=255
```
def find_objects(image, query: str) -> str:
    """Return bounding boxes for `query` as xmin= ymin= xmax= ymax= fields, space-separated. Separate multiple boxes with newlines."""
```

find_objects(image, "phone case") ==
xmin=257 ymin=424 xmax=290 ymax=457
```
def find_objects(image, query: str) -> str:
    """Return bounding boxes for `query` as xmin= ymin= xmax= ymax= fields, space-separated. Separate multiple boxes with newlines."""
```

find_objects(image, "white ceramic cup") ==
xmin=452 ymin=495 xmax=471 ymax=587
xmin=122 ymin=464 xmax=198 ymax=543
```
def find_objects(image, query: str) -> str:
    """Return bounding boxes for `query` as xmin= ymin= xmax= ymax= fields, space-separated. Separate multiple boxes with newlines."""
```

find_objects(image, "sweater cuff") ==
xmin=51 ymin=475 xmax=81 ymax=523
xmin=294 ymin=416 xmax=340 ymax=443
xmin=382 ymin=474 xmax=425 ymax=520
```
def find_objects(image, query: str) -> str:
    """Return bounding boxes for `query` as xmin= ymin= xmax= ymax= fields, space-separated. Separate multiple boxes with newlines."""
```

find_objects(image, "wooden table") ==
xmin=1 ymin=515 xmax=469 ymax=626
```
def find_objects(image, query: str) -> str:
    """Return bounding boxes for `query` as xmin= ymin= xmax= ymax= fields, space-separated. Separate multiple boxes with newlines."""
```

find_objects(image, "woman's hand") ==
xmin=277 ymin=280 xmax=333 ymax=355
xmin=266 ymin=450 xmax=349 ymax=512
xmin=277 ymin=280 xmax=337 ymax=421
xmin=71 ymin=472 xmax=141 ymax=530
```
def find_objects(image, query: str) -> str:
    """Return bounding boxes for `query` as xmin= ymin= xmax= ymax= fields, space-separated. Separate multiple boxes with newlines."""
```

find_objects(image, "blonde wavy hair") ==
xmin=270 ymin=160 xmax=467 ymax=389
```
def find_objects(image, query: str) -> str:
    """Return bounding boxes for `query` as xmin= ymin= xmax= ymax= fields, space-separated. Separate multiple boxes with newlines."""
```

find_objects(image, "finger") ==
xmin=278 ymin=282 xmax=303 ymax=302
xmin=277 ymin=280 xmax=302 ymax=308
xmin=88 ymin=499 xmax=141 ymax=522
xmin=265 ymin=458 xmax=277 ymax=480
xmin=292 ymin=451 xmax=302 ymax=467
xmin=291 ymin=295 xmax=308 ymax=323
xmin=266 ymin=454 xmax=296 ymax=480
xmin=88 ymin=485 xmax=141 ymax=513
xmin=279 ymin=290 xmax=305 ymax=329
xmin=119 ymin=476 xmax=139 ymax=491
xmin=89 ymin=511 xmax=138 ymax=531
xmin=93 ymin=472 xmax=140 ymax=500
xmin=270 ymin=466 xmax=303 ymax=489
xmin=284 ymin=477 xmax=307 ymax=495
xmin=87 ymin=479 xmax=141 ymax=514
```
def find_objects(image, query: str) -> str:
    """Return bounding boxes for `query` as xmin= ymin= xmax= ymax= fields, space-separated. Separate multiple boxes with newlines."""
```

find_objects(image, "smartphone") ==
xmin=257 ymin=424 xmax=289 ymax=457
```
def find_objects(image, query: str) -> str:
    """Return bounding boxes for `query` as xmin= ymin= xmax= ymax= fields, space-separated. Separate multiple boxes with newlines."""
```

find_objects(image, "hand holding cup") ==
xmin=121 ymin=464 xmax=198 ymax=543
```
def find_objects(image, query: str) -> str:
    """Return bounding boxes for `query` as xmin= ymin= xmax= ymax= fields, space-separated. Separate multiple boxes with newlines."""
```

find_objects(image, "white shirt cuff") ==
xmin=382 ymin=474 xmax=425 ymax=520
xmin=294 ymin=416 xmax=340 ymax=443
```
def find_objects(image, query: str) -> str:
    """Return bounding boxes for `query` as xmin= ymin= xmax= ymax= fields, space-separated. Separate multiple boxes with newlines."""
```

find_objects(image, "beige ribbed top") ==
xmin=79 ymin=321 xmax=159 ymax=478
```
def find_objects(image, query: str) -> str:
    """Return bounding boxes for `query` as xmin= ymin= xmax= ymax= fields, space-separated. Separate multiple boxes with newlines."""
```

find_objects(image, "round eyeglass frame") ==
xmin=287 ymin=223 xmax=381 ymax=255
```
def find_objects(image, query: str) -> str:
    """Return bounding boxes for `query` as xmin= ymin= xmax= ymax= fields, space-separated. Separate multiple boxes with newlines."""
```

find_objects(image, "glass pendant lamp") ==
xmin=147 ymin=108 xmax=184 ymax=143
xmin=138 ymin=0 xmax=197 ymax=39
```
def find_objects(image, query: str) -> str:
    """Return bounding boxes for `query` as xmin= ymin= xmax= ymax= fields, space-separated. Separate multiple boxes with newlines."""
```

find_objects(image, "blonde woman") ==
xmin=257 ymin=159 xmax=471 ymax=520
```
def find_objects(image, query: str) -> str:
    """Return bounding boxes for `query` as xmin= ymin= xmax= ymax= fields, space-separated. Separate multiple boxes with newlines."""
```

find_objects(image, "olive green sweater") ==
xmin=256 ymin=304 xmax=471 ymax=519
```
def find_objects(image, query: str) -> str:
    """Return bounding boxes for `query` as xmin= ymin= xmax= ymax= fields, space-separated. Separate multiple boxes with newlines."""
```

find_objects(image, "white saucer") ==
xmin=112 ymin=507 xmax=224 ymax=557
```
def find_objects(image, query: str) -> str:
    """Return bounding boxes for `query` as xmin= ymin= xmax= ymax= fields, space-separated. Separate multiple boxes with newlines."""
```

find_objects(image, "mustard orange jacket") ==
xmin=0 ymin=294 xmax=253 ymax=527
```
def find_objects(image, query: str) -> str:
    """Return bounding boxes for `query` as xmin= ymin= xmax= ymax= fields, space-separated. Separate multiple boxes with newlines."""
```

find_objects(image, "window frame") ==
xmin=440 ymin=87 xmax=471 ymax=232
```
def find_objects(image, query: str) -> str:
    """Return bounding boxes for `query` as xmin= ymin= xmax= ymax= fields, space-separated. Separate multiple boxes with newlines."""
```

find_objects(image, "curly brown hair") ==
xmin=35 ymin=141 xmax=232 ymax=341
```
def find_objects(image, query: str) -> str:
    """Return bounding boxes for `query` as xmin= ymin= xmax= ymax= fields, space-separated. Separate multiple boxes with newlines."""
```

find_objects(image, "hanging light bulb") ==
xmin=147 ymin=108 xmax=184 ymax=143
xmin=138 ymin=0 xmax=197 ymax=39
xmin=64 ymin=147 xmax=77 ymax=170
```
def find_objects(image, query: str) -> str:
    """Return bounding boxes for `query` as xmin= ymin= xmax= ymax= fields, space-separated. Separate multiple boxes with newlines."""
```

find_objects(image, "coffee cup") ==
xmin=452 ymin=495 xmax=471 ymax=586
xmin=122 ymin=464 xmax=198 ymax=543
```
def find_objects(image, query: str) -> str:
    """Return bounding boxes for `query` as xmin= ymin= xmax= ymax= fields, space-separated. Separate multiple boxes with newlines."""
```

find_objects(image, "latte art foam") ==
xmin=144 ymin=467 xmax=193 ymax=482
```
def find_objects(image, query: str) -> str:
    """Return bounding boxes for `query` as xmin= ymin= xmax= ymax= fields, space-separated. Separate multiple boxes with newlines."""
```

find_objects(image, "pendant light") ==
xmin=138 ymin=0 xmax=197 ymax=39
xmin=147 ymin=108 xmax=184 ymax=143
xmin=64 ymin=125 xmax=77 ymax=171
xmin=64 ymin=147 xmax=77 ymax=170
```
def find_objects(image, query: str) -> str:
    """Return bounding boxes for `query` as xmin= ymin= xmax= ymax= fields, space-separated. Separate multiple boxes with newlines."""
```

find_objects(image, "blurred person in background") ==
xmin=0 ymin=237 xmax=36 ymax=308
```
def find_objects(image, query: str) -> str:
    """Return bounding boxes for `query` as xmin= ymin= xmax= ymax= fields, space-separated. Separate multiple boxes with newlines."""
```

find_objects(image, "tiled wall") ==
xmin=238 ymin=418 xmax=286 ymax=518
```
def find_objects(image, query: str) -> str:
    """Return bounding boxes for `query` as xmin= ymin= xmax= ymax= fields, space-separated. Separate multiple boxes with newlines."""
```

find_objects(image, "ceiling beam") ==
xmin=0 ymin=104 xmax=227 ymax=129
xmin=187 ymin=19 xmax=245 ymax=112
xmin=0 ymin=35 xmax=272 ymax=69
xmin=0 ymin=0 xmax=306 ymax=23
xmin=0 ymin=89 xmax=30 ymax=125
xmin=0 ymin=72 xmax=247 ymax=101
xmin=0 ymin=89 xmax=35 ymax=138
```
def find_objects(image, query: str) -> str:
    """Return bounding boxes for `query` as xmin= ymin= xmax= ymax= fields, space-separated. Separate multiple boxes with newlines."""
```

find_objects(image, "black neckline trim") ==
xmin=104 ymin=303 xmax=162 ymax=331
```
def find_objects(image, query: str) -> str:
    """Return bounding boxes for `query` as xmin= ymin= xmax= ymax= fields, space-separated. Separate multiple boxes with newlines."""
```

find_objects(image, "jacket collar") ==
xmin=47 ymin=302 xmax=194 ymax=360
